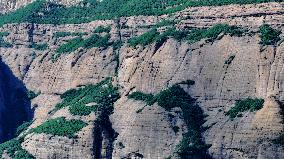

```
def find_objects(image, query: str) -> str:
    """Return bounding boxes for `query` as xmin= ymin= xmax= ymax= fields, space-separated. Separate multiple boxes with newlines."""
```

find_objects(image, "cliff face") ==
xmin=0 ymin=2 xmax=283 ymax=159
xmin=112 ymin=36 xmax=284 ymax=159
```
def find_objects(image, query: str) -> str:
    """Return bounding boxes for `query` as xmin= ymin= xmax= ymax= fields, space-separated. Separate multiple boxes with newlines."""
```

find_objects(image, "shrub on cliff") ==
xmin=32 ymin=117 xmax=87 ymax=138
xmin=128 ymin=29 xmax=160 ymax=47
xmin=259 ymin=24 xmax=281 ymax=45
xmin=201 ymin=24 xmax=245 ymax=40
xmin=83 ymin=34 xmax=110 ymax=49
xmin=51 ymin=78 xmax=120 ymax=116
xmin=128 ymin=24 xmax=246 ymax=47
xmin=176 ymin=130 xmax=211 ymax=158
xmin=128 ymin=92 xmax=156 ymax=105
xmin=54 ymin=34 xmax=110 ymax=59
xmin=28 ymin=43 xmax=48 ymax=51
xmin=26 ymin=90 xmax=40 ymax=100
xmin=93 ymin=26 xmax=111 ymax=33
xmin=225 ymin=98 xmax=264 ymax=118
xmin=0 ymin=138 xmax=35 ymax=159
xmin=128 ymin=82 xmax=210 ymax=157
xmin=55 ymin=37 xmax=84 ymax=54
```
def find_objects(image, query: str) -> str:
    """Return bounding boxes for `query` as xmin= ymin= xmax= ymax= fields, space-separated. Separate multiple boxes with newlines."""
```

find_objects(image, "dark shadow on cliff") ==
xmin=0 ymin=58 xmax=34 ymax=142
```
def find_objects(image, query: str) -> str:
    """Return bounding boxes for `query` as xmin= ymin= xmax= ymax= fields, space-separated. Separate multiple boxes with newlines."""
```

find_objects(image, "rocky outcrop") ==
xmin=0 ymin=2 xmax=283 ymax=159
xmin=23 ymin=120 xmax=96 ymax=159
xmin=115 ymin=36 xmax=284 ymax=158
xmin=111 ymin=97 xmax=186 ymax=159
xmin=176 ymin=2 xmax=284 ymax=31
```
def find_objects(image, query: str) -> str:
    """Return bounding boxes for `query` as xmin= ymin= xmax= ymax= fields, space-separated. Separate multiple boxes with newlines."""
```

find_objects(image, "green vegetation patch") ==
xmin=32 ymin=117 xmax=87 ymax=138
xmin=54 ymin=34 xmax=111 ymax=60
xmin=55 ymin=37 xmax=84 ymax=54
xmin=128 ymin=29 xmax=160 ymax=47
xmin=54 ymin=32 xmax=88 ymax=39
xmin=259 ymin=24 xmax=281 ymax=45
xmin=0 ymin=138 xmax=35 ymax=159
xmin=93 ymin=26 xmax=111 ymax=33
xmin=112 ymin=40 xmax=123 ymax=51
xmin=176 ymin=130 xmax=210 ymax=158
xmin=128 ymin=82 xmax=210 ymax=157
xmin=128 ymin=24 xmax=246 ymax=47
xmin=225 ymin=98 xmax=264 ymax=119
xmin=185 ymin=24 xmax=246 ymax=43
xmin=26 ymin=90 xmax=40 ymax=100
xmin=0 ymin=0 xmax=283 ymax=26
xmin=51 ymin=78 xmax=120 ymax=116
xmin=128 ymin=92 xmax=156 ymax=105
xmin=83 ymin=34 xmax=110 ymax=49
xmin=155 ymin=85 xmax=196 ymax=111
xmin=0 ymin=32 xmax=9 ymax=37
xmin=0 ymin=0 xmax=45 ymax=26
xmin=28 ymin=43 xmax=48 ymax=51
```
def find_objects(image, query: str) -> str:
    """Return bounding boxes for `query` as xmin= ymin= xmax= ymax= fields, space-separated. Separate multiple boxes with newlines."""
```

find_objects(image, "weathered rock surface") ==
xmin=111 ymin=97 xmax=186 ymax=159
xmin=176 ymin=2 xmax=284 ymax=31
xmin=0 ymin=2 xmax=283 ymax=159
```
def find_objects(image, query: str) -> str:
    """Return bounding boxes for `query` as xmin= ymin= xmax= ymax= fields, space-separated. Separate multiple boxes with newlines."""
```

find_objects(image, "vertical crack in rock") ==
xmin=165 ymin=42 xmax=188 ymax=87
xmin=22 ymin=52 xmax=36 ymax=80
xmin=93 ymin=123 xmax=103 ymax=158
xmin=27 ymin=23 xmax=34 ymax=44
xmin=93 ymin=112 xmax=118 ymax=159
xmin=217 ymin=56 xmax=233 ymax=106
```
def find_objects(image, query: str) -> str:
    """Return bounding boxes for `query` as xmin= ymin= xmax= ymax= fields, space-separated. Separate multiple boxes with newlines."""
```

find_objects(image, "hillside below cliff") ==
xmin=0 ymin=1 xmax=284 ymax=159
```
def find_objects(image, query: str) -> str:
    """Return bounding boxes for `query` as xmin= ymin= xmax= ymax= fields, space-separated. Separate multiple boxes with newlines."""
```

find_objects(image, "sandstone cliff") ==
xmin=0 ymin=1 xmax=283 ymax=159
